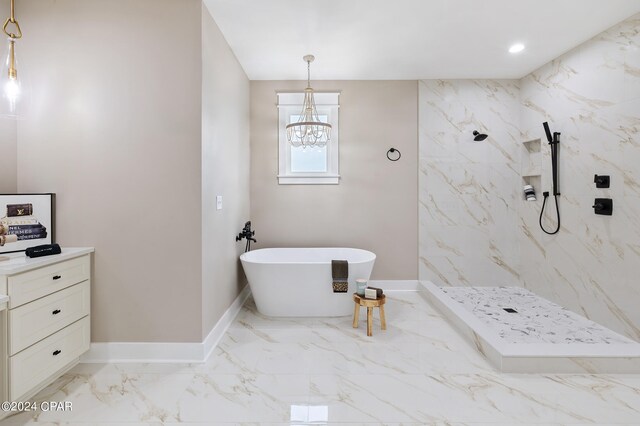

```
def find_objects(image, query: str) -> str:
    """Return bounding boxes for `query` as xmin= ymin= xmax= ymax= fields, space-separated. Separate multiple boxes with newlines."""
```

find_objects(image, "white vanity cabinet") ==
xmin=0 ymin=294 xmax=8 ymax=404
xmin=0 ymin=248 xmax=93 ymax=405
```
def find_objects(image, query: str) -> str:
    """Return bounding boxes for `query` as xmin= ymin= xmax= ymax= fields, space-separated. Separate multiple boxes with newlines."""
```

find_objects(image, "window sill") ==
xmin=277 ymin=175 xmax=340 ymax=185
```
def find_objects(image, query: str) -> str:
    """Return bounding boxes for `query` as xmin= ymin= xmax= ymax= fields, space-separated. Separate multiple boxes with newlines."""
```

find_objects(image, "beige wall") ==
xmin=0 ymin=118 xmax=16 ymax=193
xmin=16 ymin=0 xmax=204 ymax=342
xmin=0 ymin=0 xmax=16 ymax=193
xmin=250 ymin=81 xmax=418 ymax=279
xmin=201 ymin=5 xmax=250 ymax=339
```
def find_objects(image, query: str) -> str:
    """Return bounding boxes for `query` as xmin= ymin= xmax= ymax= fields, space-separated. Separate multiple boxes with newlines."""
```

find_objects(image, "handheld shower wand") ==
xmin=539 ymin=122 xmax=561 ymax=234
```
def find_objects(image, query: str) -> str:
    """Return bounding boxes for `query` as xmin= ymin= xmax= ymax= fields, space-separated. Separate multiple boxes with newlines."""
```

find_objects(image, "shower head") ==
xmin=473 ymin=130 xmax=488 ymax=141
xmin=543 ymin=122 xmax=553 ymax=143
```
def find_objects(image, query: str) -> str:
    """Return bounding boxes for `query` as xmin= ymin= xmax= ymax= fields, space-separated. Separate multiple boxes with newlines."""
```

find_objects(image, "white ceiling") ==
xmin=203 ymin=0 xmax=640 ymax=80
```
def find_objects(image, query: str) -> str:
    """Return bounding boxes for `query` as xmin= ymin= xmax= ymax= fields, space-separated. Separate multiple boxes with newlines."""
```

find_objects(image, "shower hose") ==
xmin=539 ymin=193 xmax=560 ymax=235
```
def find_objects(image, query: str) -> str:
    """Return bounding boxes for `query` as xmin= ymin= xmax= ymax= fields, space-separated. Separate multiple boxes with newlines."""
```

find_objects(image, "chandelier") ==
xmin=1 ymin=0 xmax=28 ymax=118
xmin=286 ymin=55 xmax=331 ymax=148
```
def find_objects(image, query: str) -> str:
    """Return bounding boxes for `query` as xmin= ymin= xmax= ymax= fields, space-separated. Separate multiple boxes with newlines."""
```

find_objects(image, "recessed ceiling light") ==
xmin=509 ymin=43 xmax=525 ymax=54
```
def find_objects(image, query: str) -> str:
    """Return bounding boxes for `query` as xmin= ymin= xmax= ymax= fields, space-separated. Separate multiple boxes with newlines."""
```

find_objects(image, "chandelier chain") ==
xmin=3 ymin=0 xmax=22 ymax=39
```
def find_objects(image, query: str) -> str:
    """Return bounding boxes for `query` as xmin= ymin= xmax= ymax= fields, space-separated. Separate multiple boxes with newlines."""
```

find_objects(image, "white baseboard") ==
xmin=202 ymin=284 xmax=251 ymax=360
xmin=80 ymin=280 xmax=415 ymax=363
xmin=80 ymin=285 xmax=251 ymax=364
xmin=369 ymin=280 xmax=420 ymax=291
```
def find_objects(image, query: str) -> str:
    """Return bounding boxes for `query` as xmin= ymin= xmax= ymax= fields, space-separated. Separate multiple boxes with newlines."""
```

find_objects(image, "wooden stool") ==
xmin=352 ymin=293 xmax=386 ymax=336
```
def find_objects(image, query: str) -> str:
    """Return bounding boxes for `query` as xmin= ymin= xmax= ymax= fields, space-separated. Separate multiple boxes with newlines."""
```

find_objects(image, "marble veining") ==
xmin=3 ymin=292 xmax=640 ymax=425
xmin=418 ymin=79 xmax=522 ymax=288
xmin=441 ymin=286 xmax=636 ymax=345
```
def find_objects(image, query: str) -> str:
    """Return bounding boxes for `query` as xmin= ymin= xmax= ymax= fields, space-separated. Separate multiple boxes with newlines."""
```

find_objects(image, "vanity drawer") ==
xmin=10 ymin=317 xmax=90 ymax=400
xmin=8 ymin=255 xmax=90 ymax=308
xmin=9 ymin=281 xmax=90 ymax=355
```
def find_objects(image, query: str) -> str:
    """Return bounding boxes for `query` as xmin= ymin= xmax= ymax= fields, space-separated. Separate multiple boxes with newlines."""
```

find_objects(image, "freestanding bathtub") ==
xmin=240 ymin=247 xmax=376 ymax=317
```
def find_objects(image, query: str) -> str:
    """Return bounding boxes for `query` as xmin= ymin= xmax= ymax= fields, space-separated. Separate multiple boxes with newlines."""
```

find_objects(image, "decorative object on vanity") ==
xmin=0 ymin=193 xmax=55 ymax=254
xmin=594 ymin=174 xmax=610 ymax=188
xmin=353 ymin=293 xmax=386 ymax=337
xmin=331 ymin=259 xmax=348 ymax=293
xmin=286 ymin=55 xmax=332 ymax=148
xmin=472 ymin=130 xmax=488 ymax=141
xmin=0 ymin=0 xmax=29 ymax=118
xmin=539 ymin=122 xmax=561 ymax=235
xmin=593 ymin=198 xmax=613 ymax=216
xmin=386 ymin=148 xmax=401 ymax=161
xmin=523 ymin=184 xmax=536 ymax=201
xmin=25 ymin=243 xmax=62 ymax=258
xmin=356 ymin=278 xmax=368 ymax=296
xmin=236 ymin=221 xmax=256 ymax=252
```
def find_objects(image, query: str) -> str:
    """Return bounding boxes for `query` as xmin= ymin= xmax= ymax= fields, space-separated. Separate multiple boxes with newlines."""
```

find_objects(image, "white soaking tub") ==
xmin=240 ymin=248 xmax=376 ymax=317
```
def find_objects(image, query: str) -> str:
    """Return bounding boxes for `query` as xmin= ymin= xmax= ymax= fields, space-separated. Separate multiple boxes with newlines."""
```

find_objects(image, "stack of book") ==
xmin=0 ymin=203 xmax=48 ymax=242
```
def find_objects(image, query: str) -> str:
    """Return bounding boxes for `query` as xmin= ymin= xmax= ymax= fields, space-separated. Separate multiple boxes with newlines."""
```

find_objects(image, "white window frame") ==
xmin=277 ymin=92 xmax=340 ymax=185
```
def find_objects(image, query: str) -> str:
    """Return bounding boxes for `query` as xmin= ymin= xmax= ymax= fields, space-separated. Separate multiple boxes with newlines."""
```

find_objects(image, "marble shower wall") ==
xmin=418 ymin=80 xmax=522 ymax=287
xmin=518 ymin=14 xmax=640 ymax=340
xmin=419 ymin=13 xmax=640 ymax=341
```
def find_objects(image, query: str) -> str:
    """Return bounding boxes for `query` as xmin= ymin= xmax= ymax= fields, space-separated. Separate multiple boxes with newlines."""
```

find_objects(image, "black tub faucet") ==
xmin=236 ymin=221 xmax=256 ymax=252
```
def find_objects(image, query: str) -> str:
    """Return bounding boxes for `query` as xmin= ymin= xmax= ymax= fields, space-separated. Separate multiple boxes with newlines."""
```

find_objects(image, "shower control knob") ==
xmin=594 ymin=174 xmax=610 ymax=188
xmin=592 ymin=198 xmax=613 ymax=216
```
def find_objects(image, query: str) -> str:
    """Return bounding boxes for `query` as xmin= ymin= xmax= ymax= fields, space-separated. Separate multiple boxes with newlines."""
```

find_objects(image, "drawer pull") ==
xmin=52 ymin=309 xmax=61 ymax=315
xmin=52 ymin=275 xmax=62 ymax=280
xmin=52 ymin=350 xmax=62 ymax=356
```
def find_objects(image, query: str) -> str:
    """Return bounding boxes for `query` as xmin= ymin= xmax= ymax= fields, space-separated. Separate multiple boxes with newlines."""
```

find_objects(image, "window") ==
xmin=277 ymin=92 xmax=340 ymax=184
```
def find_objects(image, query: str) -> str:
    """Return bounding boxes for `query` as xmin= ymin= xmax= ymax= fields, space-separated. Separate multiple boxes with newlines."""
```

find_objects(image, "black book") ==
xmin=9 ymin=225 xmax=46 ymax=236
xmin=26 ymin=243 xmax=61 ymax=258
xmin=17 ymin=231 xmax=48 ymax=241
xmin=8 ymin=223 xmax=44 ymax=230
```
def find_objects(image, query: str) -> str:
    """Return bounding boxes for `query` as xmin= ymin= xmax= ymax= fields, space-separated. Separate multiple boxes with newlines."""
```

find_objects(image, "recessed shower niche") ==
xmin=521 ymin=138 xmax=542 ymax=200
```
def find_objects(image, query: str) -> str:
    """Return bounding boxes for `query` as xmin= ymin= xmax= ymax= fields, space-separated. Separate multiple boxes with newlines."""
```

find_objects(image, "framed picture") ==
xmin=0 ymin=193 xmax=55 ymax=254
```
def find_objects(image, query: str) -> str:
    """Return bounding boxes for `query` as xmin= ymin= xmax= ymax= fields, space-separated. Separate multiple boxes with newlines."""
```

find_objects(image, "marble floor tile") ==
xmin=175 ymin=374 xmax=310 ymax=423
xmin=3 ymin=292 xmax=640 ymax=425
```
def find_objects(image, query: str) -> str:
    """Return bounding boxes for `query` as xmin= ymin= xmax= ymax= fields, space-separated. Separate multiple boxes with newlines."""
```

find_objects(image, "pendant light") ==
xmin=286 ymin=55 xmax=331 ymax=148
xmin=1 ymin=0 xmax=28 ymax=118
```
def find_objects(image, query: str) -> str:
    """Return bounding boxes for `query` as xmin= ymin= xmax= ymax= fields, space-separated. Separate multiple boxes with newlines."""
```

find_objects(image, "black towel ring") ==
xmin=387 ymin=148 xmax=401 ymax=161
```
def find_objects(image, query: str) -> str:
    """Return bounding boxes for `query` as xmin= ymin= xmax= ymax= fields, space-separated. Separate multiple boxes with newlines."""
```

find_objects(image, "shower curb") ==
xmin=421 ymin=281 xmax=640 ymax=374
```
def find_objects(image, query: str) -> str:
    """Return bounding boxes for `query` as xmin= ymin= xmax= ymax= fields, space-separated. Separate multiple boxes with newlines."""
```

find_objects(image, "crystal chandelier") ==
xmin=286 ymin=55 xmax=331 ymax=148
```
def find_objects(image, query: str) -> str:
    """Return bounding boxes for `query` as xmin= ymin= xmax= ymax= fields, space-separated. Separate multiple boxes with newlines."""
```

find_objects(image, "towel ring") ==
xmin=387 ymin=148 xmax=401 ymax=162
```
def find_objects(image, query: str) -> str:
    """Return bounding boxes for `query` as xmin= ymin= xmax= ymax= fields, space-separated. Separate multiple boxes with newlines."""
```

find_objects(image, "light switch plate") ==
xmin=216 ymin=196 xmax=223 ymax=210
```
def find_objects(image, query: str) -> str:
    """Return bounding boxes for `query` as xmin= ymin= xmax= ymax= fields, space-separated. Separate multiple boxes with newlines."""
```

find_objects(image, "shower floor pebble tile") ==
xmin=2 ymin=292 xmax=640 ymax=425
xmin=441 ymin=286 xmax=637 ymax=345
